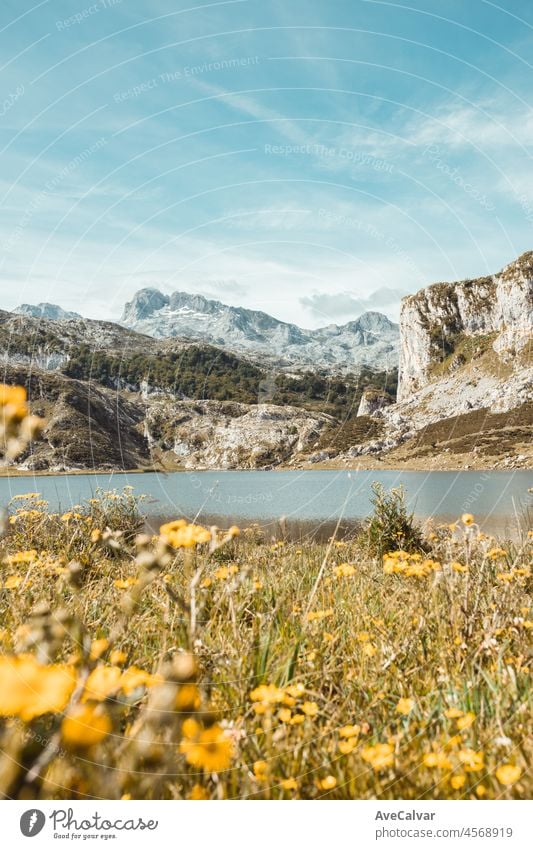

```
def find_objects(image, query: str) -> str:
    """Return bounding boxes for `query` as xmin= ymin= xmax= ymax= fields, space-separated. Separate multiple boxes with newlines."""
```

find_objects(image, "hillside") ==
xmin=0 ymin=310 xmax=395 ymax=471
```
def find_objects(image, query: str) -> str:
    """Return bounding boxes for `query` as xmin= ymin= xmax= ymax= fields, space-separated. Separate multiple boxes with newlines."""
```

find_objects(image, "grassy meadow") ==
xmin=0 ymin=486 xmax=531 ymax=800
xmin=0 ymin=385 xmax=531 ymax=800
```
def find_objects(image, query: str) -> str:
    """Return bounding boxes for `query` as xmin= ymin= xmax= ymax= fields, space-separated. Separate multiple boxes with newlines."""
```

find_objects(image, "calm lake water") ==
xmin=0 ymin=470 xmax=531 ymax=537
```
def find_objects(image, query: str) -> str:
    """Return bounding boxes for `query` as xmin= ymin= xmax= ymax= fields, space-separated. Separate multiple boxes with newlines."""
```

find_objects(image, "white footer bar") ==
xmin=3 ymin=799 xmax=530 ymax=849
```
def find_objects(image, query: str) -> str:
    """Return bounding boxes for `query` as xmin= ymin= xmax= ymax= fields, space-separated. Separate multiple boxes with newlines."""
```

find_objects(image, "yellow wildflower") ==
xmin=396 ymin=697 xmax=414 ymax=716
xmin=423 ymin=752 xmax=453 ymax=769
xmin=333 ymin=563 xmax=356 ymax=578
xmin=0 ymin=384 xmax=28 ymax=419
xmin=4 ymin=550 xmax=37 ymax=564
xmin=361 ymin=743 xmax=394 ymax=770
xmin=450 ymin=774 xmax=466 ymax=789
xmin=444 ymin=707 xmax=463 ymax=719
xmin=284 ymin=683 xmax=305 ymax=698
xmin=120 ymin=666 xmax=162 ymax=694
xmin=84 ymin=666 xmax=122 ymax=701
xmin=458 ymin=748 xmax=484 ymax=773
xmin=495 ymin=764 xmax=521 ymax=786
xmin=89 ymin=638 xmax=109 ymax=661
xmin=461 ymin=513 xmax=474 ymax=526
xmin=306 ymin=608 xmax=333 ymax=623
xmin=61 ymin=703 xmax=112 ymax=750
xmin=457 ymin=712 xmax=476 ymax=731
xmin=4 ymin=576 xmax=23 ymax=589
xmin=114 ymin=577 xmax=138 ymax=589
xmin=253 ymin=760 xmax=269 ymax=782
xmin=339 ymin=738 xmax=357 ymax=755
xmin=179 ymin=722 xmax=233 ymax=772
xmin=250 ymin=684 xmax=285 ymax=705
xmin=0 ymin=655 xmax=76 ymax=720
xmin=280 ymin=777 xmax=298 ymax=791
xmin=175 ymin=684 xmax=201 ymax=713
xmin=160 ymin=520 xmax=211 ymax=549
xmin=316 ymin=775 xmax=337 ymax=791
xmin=339 ymin=724 xmax=360 ymax=739
xmin=189 ymin=784 xmax=209 ymax=800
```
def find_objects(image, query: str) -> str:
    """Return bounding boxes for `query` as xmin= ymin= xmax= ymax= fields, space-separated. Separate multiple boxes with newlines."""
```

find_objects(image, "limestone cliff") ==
xmin=398 ymin=252 xmax=533 ymax=401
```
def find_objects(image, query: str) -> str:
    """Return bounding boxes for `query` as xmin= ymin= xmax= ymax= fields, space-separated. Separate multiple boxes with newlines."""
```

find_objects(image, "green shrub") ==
xmin=357 ymin=482 xmax=427 ymax=558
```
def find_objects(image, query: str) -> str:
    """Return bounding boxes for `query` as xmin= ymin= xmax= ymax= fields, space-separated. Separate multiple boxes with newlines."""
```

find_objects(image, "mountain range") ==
xmin=14 ymin=290 xmax=400 ymax=374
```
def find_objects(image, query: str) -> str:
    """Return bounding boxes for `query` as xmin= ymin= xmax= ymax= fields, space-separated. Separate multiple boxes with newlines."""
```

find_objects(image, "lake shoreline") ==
xmin=0 ymin=455 xmax=531 ymax=478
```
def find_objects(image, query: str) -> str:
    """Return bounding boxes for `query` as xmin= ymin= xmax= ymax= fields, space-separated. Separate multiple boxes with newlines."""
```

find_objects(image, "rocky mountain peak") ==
xmin=14 ymin=302 xmax=82 ymax=321
xmin=350 ymin=311 xmax=397 ymax=334
xmin=122 ymin=288 xmax=169 ymax=321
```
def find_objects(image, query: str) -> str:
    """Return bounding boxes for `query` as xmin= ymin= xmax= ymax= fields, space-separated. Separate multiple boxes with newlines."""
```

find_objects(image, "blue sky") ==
xmin=1 ymin=0 xmax=532 ymax=327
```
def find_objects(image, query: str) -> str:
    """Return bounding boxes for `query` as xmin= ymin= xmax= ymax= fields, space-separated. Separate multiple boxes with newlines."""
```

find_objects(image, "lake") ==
xmin=0 ymin=470 xmax=531 ymax=538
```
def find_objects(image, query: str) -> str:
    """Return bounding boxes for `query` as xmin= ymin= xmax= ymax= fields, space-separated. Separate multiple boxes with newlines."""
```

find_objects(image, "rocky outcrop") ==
xmin=144 ymin=400 xmax=332 ymax=469
xmin=357 ymin=389 xmax=394 ymax=417
xmin=398 ymin=252 xmax=533 ymax=401
xmin=2 ymin=360 xmax=333 ymax=471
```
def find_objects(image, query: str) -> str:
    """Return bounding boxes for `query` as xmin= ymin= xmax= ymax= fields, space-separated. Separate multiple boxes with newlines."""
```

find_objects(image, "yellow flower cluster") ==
xmin=83 ymin=664 xmax=162 ymax=701
xmin=4 ymin=549 xmax=38 ymax=564
xmin=496 ymin=567 xmax=531 ymax=583
xmin=306 ymin=607 xmax=334 ymax=622
xmin=0 ymin=385 xmax=28 ymax=421
xmin=333 ymin=563 xmax=356 ymax=578
xmin=337 ymin=723 xmax=361 ymax=754
xmin=361 ymin=742 xmax=395 ymax=770
xmin=159 ymin=519 xmax=212 ymax=548
xmin=249 ymin=682 xmax=318 ymax=725
xmin=0 ymin=655 xmax=76 ymax=721
xmin=179 ymin=717 xmax=234 ymax=772
xmin=214 ymin=564 xmax=239 ymax=581
xmin=383 ymin=551 xmax=441 ymax=577
xmin=495 ymin=764 xmax=522 ymax=786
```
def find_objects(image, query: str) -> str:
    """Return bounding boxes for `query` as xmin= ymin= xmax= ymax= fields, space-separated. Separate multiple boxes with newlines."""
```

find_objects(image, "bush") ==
xmin=357 ymin=482 xmax=427 ymax=558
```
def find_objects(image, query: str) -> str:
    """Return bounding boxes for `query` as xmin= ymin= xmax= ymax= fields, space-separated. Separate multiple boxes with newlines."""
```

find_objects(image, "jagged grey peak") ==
xmin=14 ymin=302 xmax=82 ymax=321
xmin=121 ymin=288 xmax=399 ymax=373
